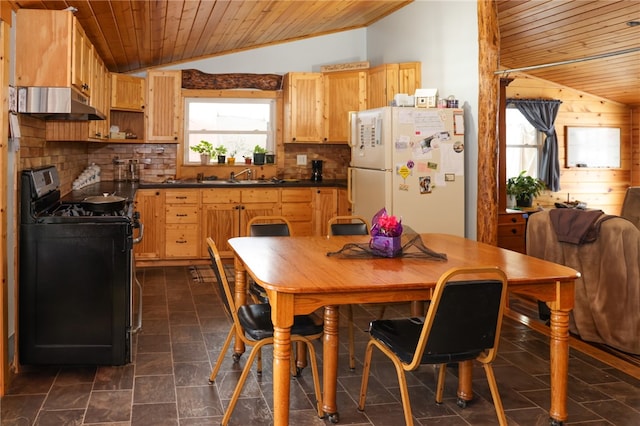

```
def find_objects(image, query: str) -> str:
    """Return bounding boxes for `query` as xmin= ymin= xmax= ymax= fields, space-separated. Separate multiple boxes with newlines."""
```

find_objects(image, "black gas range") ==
xmin=19 ymin=166 xmax=142 ymax=365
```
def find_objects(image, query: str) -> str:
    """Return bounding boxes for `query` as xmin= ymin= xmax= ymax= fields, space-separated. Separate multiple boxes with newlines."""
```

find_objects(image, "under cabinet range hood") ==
xmin=17 ymin=87 xmax=106 ymax=121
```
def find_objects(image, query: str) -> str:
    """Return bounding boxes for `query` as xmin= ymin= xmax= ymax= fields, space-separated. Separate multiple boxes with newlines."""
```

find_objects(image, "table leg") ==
xmin=270 ymin=292 xmax=295 ymax=426
xmin=322 ymin=305 xmax=340 ymax=423
xmin=233 ymin=257 xmax=247 ymax=355
xmin=548 ymin=306 xmax=570 ymax=425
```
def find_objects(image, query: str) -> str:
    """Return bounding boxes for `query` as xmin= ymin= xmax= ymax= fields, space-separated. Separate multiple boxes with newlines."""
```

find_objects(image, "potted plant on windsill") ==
xmin=214 ymin=144 xmax=227 ymax=164
xmin=191 ymin=140 xmax=215 ymax=165
xmin=253 ymin=144 xmax=267 ymax=165
xmin=506 ymin=170 xmax=546 ymax=208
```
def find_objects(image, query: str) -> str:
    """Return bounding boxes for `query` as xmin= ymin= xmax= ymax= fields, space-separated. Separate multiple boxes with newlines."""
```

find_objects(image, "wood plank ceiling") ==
xmin=7 ymin=0 xmax=640 ymax=107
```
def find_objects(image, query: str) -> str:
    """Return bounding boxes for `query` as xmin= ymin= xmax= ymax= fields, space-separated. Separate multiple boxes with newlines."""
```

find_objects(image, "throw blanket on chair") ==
xmin=527 ymin=210 xmax=640 ymax=354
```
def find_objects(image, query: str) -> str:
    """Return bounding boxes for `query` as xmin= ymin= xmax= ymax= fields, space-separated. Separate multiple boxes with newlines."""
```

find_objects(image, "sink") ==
xmin=199 ymin=179 xmax=274 ymax=185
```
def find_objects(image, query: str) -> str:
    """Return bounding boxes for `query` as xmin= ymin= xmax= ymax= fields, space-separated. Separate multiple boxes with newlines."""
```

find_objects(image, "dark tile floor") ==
xmin=2 ymin=266 xmax=640 ymax=425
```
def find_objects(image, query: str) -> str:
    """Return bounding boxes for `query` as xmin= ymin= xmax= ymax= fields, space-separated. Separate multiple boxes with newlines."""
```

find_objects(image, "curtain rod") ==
xmin=495 ymin=47 xmax=640 ymax=74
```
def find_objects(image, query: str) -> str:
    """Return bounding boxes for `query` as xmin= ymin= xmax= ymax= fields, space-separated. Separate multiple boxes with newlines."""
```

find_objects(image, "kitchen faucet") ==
xmin=230 ymin=168 xmax=252 ymax=181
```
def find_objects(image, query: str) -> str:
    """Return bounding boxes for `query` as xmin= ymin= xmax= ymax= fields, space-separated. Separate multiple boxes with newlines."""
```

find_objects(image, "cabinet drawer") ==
xmin=165 ymin=190 xmax=199 ymax=204
xmin=241 ymin=188 xmax=279 ymax=203
xmin=201 ymin=188 xmax=242 ymax=204
xmin=165 ymin=225 xmax=200 ymax=257
xmin=165 ymin=205 xmax=199 ymax=224
xmin=281 ymin=203 xmax=313 ymax=221
xmin=498 ymin=212 xmax=527 ymax=225
xmin=281 ymin=188 xmax=312 ymax=203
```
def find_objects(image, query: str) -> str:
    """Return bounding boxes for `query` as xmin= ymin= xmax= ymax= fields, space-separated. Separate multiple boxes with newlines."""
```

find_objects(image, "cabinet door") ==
xmin=367 ymin=64 xmax=398 ymax=109
xmin=240 ymin=188 xmax=281 ymax=232
xmin=337 ymin=188 xmax=352 ymax=216
xmin=283 ymin=73 xmax=324 ymax=143
xmin=147 ymin=70 xmax=182 ymax=142
xmin=313 ymin=188 xmax=338 ymax=236
xmin=89 ymin=52 xmax=109 ymax=139
xmin=324 ymin=71 xmax=367 ymax=143
xmin=201 ymin=204 xmax=241 ymax=258
xmin=281 ymin=188 xmax=314 ymax=236
xmin=134 ymin=189 xmax=164 ymax=261
xmin=398 ymin=62 xmax=422 ymax=99
xmin=111 ymin=74 xmax=146 ymax=111
xmin=72 ymin=19 xmax=92 ymax=96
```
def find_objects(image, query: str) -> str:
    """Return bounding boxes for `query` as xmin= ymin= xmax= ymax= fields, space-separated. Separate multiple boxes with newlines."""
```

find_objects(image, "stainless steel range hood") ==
xmin=18 ymin=87 xmax=106 ymax=121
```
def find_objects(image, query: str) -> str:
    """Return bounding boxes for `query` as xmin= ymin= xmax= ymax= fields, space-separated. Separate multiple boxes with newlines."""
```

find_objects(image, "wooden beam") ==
xmin=476 ymin=0 xmax=500 ymax=245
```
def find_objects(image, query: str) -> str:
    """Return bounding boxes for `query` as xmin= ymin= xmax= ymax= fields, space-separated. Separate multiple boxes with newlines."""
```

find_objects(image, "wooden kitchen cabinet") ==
xmin=164 ymin=190 xmax=200 ymax=258
xmin=283 ymin=72 xmax=324 ymax=143
xmin=367 ymin=62 xmax=422 ymax=109
xmin=111 ymin=74 xmax=146 ymax=111
xmin=337 ymin=188 xmax=352 ymax=216
xmin=134 ymin=189 xmax=165 ymax=261
xmin=146 ymin=70 xmax=182 ymax=142
xmin=323 ymin=70 xmax=367 ymax=143
xmin=89 ymin=51 xmax=110 ymax=140
xmin=497 ymin=211 xmax=528 ymax=254
xmin=201 ymin=188 xmax=280 ymax=258
xmin=281 ymin=188 xmax=314 ymax=236
xmin=313 ymin=188 xmax=338 ymax=237
xmin=16 ymin=9 xmax=93 ymax=95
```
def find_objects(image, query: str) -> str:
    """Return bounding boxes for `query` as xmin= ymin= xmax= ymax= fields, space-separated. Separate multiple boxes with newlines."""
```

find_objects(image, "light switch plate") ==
xmin=297 ymin=154 xmax=307 ymax=165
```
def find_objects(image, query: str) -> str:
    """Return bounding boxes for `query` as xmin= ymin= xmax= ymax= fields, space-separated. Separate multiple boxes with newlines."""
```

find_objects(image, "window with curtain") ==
xmin=183 ymin=98 xmax=275 ymax=164
xmin=506 ymin=108 xmax=543 ymax=180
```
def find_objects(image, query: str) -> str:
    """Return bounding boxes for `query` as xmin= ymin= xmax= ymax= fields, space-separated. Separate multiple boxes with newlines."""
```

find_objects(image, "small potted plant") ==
xmin=227 ymin=148 xmax=237 ymax=165
xmin=214 ymin=144 xmax=227 ymax=164
xmin=265 ymin=151 xmax=275 ymax=164
xmin=253 ymin=145 xmax=267 ymax=165
xmin=191 ymin=140 xmax=215 ymax=165
xmin=506 ymin=170 xmax=546 ymax=207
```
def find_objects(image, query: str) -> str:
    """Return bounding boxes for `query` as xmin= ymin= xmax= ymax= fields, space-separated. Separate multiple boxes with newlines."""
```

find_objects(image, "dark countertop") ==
xmin=137 ymin=178 xmax=347 ymax=189
xmin=61 ymin=181 xmax=138 ymax=203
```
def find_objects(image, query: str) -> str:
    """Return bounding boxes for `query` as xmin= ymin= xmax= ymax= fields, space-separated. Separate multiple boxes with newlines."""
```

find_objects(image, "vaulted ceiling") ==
xmin=7 ymin=0 xmax=640 ymax=107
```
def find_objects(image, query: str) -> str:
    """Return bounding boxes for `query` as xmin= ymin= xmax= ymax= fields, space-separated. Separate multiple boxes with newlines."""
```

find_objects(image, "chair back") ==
xmin=328 ymin=215 xmax=369 ymax=237
xmin=411 ymin=266 xmax=508 ymax=368
xmin=247 ymin=215 xmax=292 ymax=236
xmin=206 ymin=237 xmax=238 ymax=321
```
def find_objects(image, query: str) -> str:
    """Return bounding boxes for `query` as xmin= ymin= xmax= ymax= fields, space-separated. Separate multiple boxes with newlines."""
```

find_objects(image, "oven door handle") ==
xmin=132 ymin=222 xmax=144 ymax=244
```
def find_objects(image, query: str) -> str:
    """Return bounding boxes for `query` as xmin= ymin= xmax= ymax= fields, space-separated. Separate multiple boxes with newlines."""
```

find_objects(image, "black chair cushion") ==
xmin=330 ymin=222 xmax=368 ymax=236
xmin=370 ymin=317 xmax=481 ymax=364
xmin=238 ymin=304 xmax=323 ymax=341
xmin=249 ymin=281 xmax=269 ymax=303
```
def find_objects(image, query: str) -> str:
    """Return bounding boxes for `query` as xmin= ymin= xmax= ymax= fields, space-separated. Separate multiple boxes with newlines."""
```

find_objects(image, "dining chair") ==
xmin=246 ymin=215 xmax=293 ymax=303
xmin=327 ymin=215 xmax=378 ymax=370
xmin=358 ymin=266 xmax=509 ymax=426
xmin=206 ymin=237 xmax=324 ymax=425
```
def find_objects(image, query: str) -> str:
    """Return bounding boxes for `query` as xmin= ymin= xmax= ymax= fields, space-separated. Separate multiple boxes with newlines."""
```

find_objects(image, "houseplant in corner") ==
xmin=191 ymin=140 xmax=215 ymax=165
xmin=506 ymin=170 xmax=546 ymax=208
xmin=253 ymin=145 xmax=267 ymax=165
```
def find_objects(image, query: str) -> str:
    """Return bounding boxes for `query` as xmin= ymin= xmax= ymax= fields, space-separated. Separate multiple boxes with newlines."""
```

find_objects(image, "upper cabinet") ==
xmin=16 ymin=9 xmax=92 ymax=96
xmin=146 ymin=71 xmax=182 ymax=142
xmin=284 ymin=63 xmax=420 ymax=144
xmin=111 ymin=74 xmax=145 ymax=112
xmin=367 ymin=62 xmax=422 ymax=109
xmin=323 ymin=70 xmax=367 ymax=143
xmin=283 ymin=73 xmax=324 ymax=143
xmin=89 ymin=51 xmax=110 ymax=139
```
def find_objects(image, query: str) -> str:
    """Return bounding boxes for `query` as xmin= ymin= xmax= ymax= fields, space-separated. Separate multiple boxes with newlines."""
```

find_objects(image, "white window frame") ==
xmin=183 ymin=97 xmax=276 ymax=165
xmin=505 ymin=107 xmax=543 ymax=180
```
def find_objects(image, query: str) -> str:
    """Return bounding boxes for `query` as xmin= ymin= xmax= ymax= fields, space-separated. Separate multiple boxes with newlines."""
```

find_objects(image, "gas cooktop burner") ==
xmin=52 ymin=203 xmax=130 ymax=217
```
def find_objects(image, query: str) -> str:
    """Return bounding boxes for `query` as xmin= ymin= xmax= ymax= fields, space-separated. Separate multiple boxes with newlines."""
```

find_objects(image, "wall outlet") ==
xmin=297 ymin=154 xmax=307 ymax=165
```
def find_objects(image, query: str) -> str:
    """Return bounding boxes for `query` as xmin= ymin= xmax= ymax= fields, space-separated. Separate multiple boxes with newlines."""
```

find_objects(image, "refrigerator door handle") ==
xmin=347 ymin=167 xmax=354 ymax=204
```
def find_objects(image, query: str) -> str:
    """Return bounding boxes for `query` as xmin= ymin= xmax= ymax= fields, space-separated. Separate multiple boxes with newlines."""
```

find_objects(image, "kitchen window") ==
xmin=505 ymin=108 xmax=543 ymax=179
xmin=184 ymin=98 xmax=275 ymax=164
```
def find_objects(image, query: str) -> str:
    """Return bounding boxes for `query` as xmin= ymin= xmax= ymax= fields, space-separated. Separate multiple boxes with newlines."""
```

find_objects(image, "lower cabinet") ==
xmin=201 ymin=188 xmax=280 ymax=258
xmin=164 ymin=190 xmax=200 ymax=258
xmin=135 ymin=186 xmax=346 ymax=262
xmin=134 ymin=189 xmax=164 ymax=260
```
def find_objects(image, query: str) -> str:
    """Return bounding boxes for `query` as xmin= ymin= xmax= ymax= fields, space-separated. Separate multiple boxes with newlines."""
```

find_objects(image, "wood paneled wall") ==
xmin=507 ymin=74 xmax=633 ymax=215
xmin=632 ymin=108 xmax=640 ymax=186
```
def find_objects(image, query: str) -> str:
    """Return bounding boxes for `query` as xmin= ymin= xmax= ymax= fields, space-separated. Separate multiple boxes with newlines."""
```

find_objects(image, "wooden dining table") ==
xmin=227 ymin=233 xmax=579 ymax=426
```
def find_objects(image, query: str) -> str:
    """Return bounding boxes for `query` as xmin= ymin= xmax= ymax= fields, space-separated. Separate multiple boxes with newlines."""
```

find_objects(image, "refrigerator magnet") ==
xmin=445 ymin=173 xmax=455 ymax=182
xmin=419 ymin=176 xmax=433 ymax=194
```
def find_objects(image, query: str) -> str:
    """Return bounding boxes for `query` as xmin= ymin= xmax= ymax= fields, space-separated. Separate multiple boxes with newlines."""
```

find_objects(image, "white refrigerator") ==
xmin=349 ymin=107 xmax=465 ymax=236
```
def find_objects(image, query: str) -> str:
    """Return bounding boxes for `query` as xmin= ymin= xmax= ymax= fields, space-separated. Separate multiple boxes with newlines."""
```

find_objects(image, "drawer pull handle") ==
xmin=511 ymin=218 xmax=517 ymax=223
xmin=511 ymin=229 xmax=517 ymax=234
xmin=176 ymin=240 xmax=187 ymax=244
xmin=176 ymin=214 xmax=188 ymax=217
xmin=176 ymin=196 xmax=188 ymax=199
